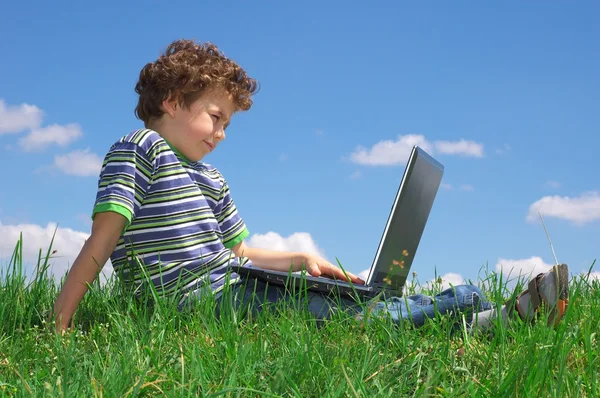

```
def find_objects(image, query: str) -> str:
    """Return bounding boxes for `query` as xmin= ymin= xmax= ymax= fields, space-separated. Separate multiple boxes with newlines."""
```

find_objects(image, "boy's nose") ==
xmin=214 ymin=128 xmax=226 ymax=140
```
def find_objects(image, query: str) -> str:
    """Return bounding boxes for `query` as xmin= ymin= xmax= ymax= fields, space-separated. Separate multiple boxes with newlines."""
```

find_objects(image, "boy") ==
xmin=52 ymin=39 xmax=569 ymax=332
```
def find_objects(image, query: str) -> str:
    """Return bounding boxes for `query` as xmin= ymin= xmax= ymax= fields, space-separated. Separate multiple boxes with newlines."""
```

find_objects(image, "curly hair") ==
xmin=134 ymin=39 xmax=259 ymax=126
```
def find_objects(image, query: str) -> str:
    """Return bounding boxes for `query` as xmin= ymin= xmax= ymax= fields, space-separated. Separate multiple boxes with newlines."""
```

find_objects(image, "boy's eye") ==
xmin=211 ymin=114 xmax=220 ymax=122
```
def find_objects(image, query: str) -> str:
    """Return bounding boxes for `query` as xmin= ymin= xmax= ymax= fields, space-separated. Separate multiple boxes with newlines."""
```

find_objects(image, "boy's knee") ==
xmin=445 ymin=284 xmax=486 ymax=307
xmin=458 ymin=285 xmax=493 ymax=312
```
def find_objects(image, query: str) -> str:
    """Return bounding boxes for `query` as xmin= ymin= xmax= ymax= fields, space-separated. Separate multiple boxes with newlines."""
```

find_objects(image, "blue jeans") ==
xmin=215 ymin=277 xmax=494 ymax=328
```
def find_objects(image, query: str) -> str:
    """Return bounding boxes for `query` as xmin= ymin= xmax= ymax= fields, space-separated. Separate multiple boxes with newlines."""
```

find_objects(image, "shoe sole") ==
xmin=550 ymin=263 xmax=569 ymax=327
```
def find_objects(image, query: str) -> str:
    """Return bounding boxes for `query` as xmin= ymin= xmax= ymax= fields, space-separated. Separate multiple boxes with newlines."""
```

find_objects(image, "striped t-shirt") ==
xmin=92 ymin=128 xmax=250 ymax=303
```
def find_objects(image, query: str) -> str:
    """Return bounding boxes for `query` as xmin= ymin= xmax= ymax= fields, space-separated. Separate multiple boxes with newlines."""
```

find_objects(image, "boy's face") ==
xmin=160 ymin=88 xmax=235 ymax=162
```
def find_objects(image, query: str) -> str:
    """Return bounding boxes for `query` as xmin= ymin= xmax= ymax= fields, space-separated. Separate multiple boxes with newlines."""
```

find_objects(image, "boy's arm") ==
xmin=52 ymin=211 xmax=126 ymax=332
xmin=231 ymin=241 xmax=364 ymax=284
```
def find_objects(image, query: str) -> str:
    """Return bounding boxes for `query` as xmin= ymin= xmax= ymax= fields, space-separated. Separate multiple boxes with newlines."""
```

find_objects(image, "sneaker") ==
xmin=510 ymin=263 xmax=569 ymax=327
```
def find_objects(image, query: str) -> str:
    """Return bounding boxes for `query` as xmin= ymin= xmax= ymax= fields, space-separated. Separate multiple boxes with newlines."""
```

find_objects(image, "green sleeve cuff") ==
xmin=223 ymin=227 xmax=249 ymax=249
xmin=92 ymin=203 xmax=133 ymax=233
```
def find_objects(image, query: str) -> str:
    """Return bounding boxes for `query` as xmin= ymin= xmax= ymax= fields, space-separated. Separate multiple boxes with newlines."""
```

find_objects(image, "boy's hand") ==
xmin=300 ymin=253 xmax=365 ymax=285
xmin=232 ymin=242 xmax=365 ymax=285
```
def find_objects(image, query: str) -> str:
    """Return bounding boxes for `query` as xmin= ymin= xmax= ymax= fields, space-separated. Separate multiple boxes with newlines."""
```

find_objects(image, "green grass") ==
xmin=0 ymin=235 xmax=598 ymax=397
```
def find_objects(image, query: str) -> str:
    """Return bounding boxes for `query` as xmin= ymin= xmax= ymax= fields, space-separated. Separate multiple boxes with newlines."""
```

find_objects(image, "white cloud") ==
xmin=527 ymin=192 xmax=600 ymax=225
xmin=0 ymin=99 xmax=44 ymax=134
xmin=424 ymin=272 xmax=466 ymax=290
xmin=246 ymin=231 xmax=326 ymax=258
xmin=76 ymin=214 xmax=93 ymax=228
xmin=441 ymin=183 xmax=473 ymax=191
xmin=440 ymin=272 xmax=466 ymax=288
xmin=54 ymin=149 xmax=103 ymax=177
xmin=349 ymin=134 xmax=483 ymax=166
xmin=1 ymin=99 xmax=85 ymax=155
xmin=495 ymin=256 xmax=553 ymax=282
xmin=0 ymin=220 xmax=113 ymax=283
xmin=18 ymin=123 xmax=82 ymax=151
xmin=434 ymin=139 xmax=484 ymax=157
xmin=588 ymin=272 xmax=600 ymax=281
xmin=357 ymin=268 xmax=370 ymax=282
xmin=350 ymin=134 xmax=433 ymax=166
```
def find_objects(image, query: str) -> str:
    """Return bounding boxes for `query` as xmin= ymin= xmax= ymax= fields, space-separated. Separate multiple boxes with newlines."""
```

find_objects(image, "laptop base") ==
xmin=232 ymin=265 xmax=400 ymax=300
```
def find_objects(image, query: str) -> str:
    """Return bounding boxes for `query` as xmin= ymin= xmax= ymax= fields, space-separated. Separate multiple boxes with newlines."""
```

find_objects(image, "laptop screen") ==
xmin=366 ymin=146 xmax=444 ymax=293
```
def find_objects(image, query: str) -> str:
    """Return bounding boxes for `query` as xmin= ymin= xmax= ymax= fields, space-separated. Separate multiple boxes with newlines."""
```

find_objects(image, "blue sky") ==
xmin=0 ymin=1 xmax=598 ymax=287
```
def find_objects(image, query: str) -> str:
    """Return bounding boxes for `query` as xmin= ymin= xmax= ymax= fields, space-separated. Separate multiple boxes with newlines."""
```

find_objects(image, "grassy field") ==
xmin=0 ymin=235 xmax=598 ymax=397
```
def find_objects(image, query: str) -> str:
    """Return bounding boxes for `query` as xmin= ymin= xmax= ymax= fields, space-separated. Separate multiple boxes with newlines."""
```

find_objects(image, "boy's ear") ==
xmin=161 ymin=96 xmax=178 ymax=118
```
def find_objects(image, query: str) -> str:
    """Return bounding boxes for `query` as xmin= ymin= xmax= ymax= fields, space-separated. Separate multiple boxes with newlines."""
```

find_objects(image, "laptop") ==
xmin=232 ymin=145 xmax=444 ymax=299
